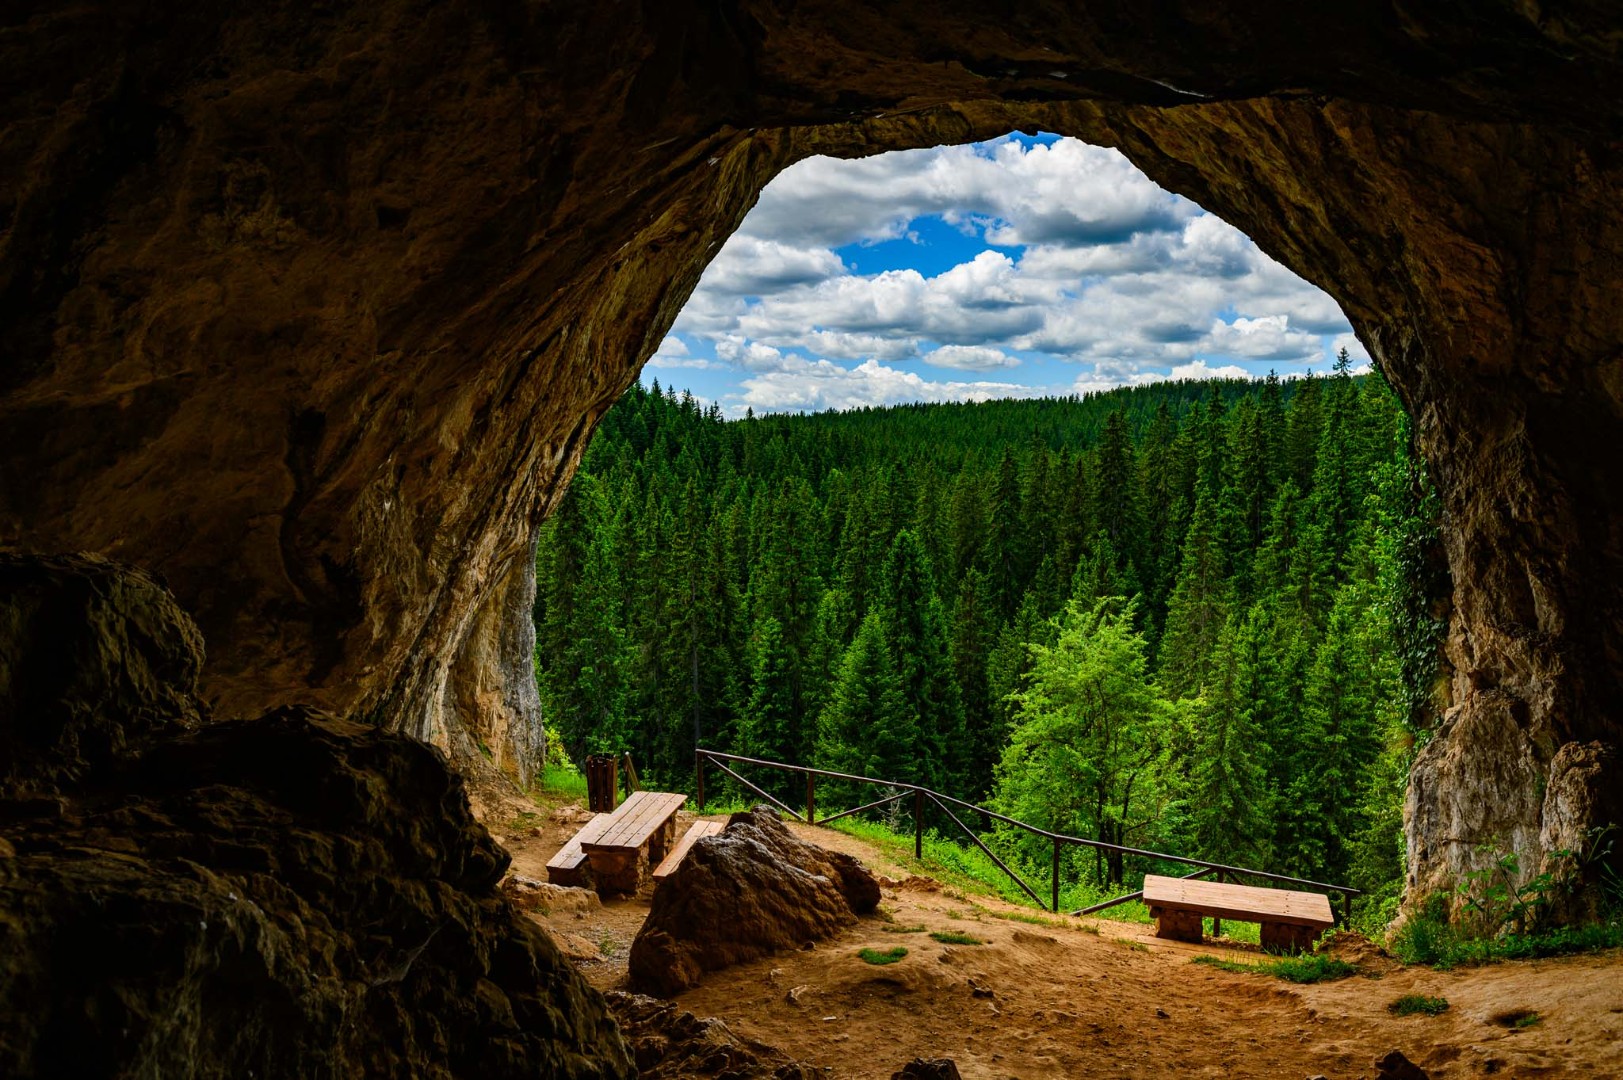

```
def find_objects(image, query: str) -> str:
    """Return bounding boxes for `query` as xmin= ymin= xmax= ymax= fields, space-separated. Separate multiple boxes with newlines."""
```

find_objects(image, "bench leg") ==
xmin=1260 ymin=921 xmax=1316 ymax=953
xmin=1151 ymin=907 xmax=1204 ymax=943
xmin=589 ymin=850 xmax=648 ymax=897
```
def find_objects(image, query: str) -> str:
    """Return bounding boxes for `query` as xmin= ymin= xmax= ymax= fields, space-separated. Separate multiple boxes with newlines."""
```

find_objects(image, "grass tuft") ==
xmin=929 ymin=930 xmax=985 ymax=945
xmin=1387 ymin=994 xmax=1450 ymax=1017
xmin=881 ymin=924 xmax=928 ymax=934
xmin=1192 ymin=952 xmax=1357 ymax=984
xmin=858 ymin=946 xmax=909 ymax=966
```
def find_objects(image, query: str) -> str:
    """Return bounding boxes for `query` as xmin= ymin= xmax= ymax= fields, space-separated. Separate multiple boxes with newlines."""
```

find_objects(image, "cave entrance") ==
xmin=534 ymin=131 xmax=1431 ymax=911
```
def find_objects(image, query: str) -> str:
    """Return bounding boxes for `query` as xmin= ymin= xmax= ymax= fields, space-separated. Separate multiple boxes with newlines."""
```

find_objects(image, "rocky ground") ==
xmin=483 ymin=793 xmax=1623 ymax=1079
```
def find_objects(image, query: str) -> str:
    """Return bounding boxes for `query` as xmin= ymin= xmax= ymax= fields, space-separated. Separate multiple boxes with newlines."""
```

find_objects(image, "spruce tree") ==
xmin=815 ymin=612 xmax=915 ymax=799
xmin=1187 ymin=611 xmax=1273 ymax=866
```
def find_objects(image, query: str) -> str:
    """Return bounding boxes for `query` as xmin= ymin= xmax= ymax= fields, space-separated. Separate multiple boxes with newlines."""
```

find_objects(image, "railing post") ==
xmin=696 ymin=752 xmax=705 ymax=813
xmin=914 ymin=788 xmax=923 ymax=860
xmin=806 ymin=772 xmax=816 ymax=826
xmin=1052 ymin=837 xmax=1061 ymax=913
xmin=1212 ymin=870 xmax=1223 ymax=939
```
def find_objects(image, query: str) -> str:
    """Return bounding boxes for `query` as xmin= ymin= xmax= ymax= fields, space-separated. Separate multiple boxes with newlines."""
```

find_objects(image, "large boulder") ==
xmin=605 ymin=992 xmax=816 ymax=1079
xmin=0 ymin=554 xmax=632 ymax=1079
xmin=628 ymin=806 xmax=879 ymax=996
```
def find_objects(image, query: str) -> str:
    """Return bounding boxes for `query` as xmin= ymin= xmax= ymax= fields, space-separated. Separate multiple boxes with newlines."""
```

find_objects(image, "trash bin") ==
xmin=585 ymin=754 xmax=619 ymax=812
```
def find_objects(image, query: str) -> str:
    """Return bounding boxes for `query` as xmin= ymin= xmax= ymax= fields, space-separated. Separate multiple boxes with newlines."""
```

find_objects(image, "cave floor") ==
xmin=483 ymin=793 xmax=1623 ymax=1079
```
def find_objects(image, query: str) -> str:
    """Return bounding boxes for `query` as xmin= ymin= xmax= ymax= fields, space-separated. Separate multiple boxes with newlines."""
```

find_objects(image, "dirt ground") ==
xmin=481 ymin=793 xmax=1623 ymax=1079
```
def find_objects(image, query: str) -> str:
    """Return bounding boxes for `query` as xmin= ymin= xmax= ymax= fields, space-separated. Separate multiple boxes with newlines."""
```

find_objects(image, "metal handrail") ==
xmin=695 ymin=748 xmax=1361 ymax=919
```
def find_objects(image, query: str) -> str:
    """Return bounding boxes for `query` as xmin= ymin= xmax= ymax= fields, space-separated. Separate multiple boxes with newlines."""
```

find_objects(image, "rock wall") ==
xmin=0 ymin=554 xmax=632 ymax=1078
xmin=1 ymin=2 xmax=1619 ymax=912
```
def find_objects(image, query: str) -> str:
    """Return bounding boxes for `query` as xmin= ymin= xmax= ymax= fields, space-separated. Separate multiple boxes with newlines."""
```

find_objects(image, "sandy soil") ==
xmin=484 ymin=796 xmax=1623 ymax=1079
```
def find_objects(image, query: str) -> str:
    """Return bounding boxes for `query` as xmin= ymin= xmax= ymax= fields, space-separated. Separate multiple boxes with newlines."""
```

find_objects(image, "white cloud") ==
xmin=926 ymin=344 xmax=1020 ymax=371
xmin=737 ymin=358 xmax=1036 ymax=413
xmin=665 ymin=134 xmax=1361 ymax=411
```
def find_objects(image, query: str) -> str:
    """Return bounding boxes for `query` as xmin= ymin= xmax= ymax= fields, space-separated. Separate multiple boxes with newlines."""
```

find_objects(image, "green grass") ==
xmin=1513 ymin=1011 xmax=1542 ymax=1029
xmin=881 ymin=924 xmax=928 ymax=934
xmin=532 ymin=762 xmax=589 ymax=806
xmin=1389 ymin=898 xmax=1623 ymax=969
xmin=822 ymin=814 xmax=1160 ymax=924
xmin=1388 ymin=994 xmax=1450 ymax=1017
xmin=1192 ymin=953 xmax=1357 ymax=984
xmin=858 ymin=946 xmax=909 ymax=966
xmin=929 ymin=930 xmax=985 ymax=945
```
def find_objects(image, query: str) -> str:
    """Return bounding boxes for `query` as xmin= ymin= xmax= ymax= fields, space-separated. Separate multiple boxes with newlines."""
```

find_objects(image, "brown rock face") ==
xmin=1 ymin=3 xmax=1620 ymax=915
xmin=0 ymin=558 xmax=631 ymax=1079
xmin=605 ymin=991 xmax=817 ymax=1080
xmin=629 ymin=806 xmax=880 ymax=996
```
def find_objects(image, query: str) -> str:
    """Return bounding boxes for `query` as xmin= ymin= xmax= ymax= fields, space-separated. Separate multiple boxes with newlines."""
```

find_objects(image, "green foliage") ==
xmin=1388 ymin=995 xmax=1450 ymax=1017
xmin=993 ymin=597 xmax=1171 ymax=885
xmin=1388 ymin=889 xmax=1623 ymax=968
xmin=929 ymin=930 xmax=985 ymax=945
xmin=535 ymin=374 xmax=1433 ymax=914
xmin=1191 ymin=953 xmax=1357 ymax=983
xmin=857 ymin=946 xmax=909 ymax=965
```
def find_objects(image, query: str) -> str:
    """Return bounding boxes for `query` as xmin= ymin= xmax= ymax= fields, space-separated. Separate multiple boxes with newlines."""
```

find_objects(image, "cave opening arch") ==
xmin=0 ymin=3 xmax=1618 ymax=928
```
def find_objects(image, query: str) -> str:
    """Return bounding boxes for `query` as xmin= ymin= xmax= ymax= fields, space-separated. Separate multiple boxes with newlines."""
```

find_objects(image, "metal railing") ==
xmin=695 ymin=748 xmax=1360 ymax=921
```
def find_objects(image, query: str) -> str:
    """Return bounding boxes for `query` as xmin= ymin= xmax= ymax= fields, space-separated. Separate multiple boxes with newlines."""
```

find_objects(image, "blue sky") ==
xmin=648 ymin=133 xmax=1367 ymax=415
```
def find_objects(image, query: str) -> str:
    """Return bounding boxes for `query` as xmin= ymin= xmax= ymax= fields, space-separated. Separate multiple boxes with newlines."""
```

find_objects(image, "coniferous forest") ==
xmin=533 ymin=357 xmax=1448 ymax=917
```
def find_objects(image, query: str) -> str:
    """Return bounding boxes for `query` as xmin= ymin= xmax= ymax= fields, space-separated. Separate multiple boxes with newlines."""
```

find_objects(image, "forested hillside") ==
xmin=533 ymin=358 xmax=1446 ymax=914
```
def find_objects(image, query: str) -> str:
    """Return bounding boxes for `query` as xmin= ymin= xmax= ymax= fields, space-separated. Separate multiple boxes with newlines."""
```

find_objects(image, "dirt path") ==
xmin=489 ymin=799 xmax=1623 ymax=1078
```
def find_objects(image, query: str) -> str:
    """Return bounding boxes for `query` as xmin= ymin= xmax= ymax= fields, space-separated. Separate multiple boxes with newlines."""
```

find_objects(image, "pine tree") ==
xmin=1156 ymin=480 xmax=1232 ymax=698
xmin=1186 ymin=611 xmax=1273 ymax=865
xmin=736 ymin=614 xmax=798 ymax=796
xmin=815 ymin=612 xmax=915 ymax=801
xmin=879 ymin=530 xmax=969 ymax=793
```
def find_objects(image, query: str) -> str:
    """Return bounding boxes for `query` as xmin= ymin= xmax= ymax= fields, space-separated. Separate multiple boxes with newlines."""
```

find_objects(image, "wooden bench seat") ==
xmin=652 ymin=819 xmax=725 ymax=881
xmin=1143 ymin=874 xmax=1334 ymax=952
xmin=578 ymin=790 xmax=687 ymax=894
xmin=545 ymin=813 xmax=612 ymax=887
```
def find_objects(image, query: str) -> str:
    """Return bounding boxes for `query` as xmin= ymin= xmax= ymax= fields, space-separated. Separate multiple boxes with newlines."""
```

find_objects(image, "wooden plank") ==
xmin=583 ymin=791 xmax=687 ymax=852
xmin=590 ymin=791 xmax=668 ymax=849
xmin=547 ymin=813 xmax=613 ymax=871
xmin=1143 ymin=874 xmax=1333 ymax=928
xmin=652 ymin=820 xmax=725 ymax=881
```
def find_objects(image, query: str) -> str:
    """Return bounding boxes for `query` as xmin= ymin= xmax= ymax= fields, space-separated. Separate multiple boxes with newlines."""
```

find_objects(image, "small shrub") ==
xmin=858 ymin=946 xmax=908 ymax=966
xmin=1388 ymin=994 xmax=1450 ymax=1017
xmin=929 ymin=930 xmax=984 ymax=945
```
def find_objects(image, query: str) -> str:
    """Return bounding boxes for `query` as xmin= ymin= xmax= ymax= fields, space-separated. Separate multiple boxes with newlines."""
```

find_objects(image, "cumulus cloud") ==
xmin=926 ymin=344 xmax=1020 ymax=371
xmin=739 ymin=358 xmax=1037 ymax=413
xmin=663 ymin=134 xmax=1361 ymax=411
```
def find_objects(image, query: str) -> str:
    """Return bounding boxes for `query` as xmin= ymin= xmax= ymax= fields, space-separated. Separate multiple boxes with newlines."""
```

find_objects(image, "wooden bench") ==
xmin=652 ymin=819 xmax=725 ymax=881
xmin=1143 ymin=874 xmax=1334 ymax=952
xmin=545 ymin=813 xmax=612 ymax=888
xmin=579 ymin=790 xmax=687 ymax=894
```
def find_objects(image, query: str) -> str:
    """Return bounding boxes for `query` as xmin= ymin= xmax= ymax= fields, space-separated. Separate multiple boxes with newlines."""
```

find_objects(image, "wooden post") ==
xmin=1211 ymin=871 xmax=1223 ymax=939
xmin=622 ymin=752 xmax=641 ymax=794
xmin=696 ymin=753 xmax=705 ymax=813
xmin=914 ymin=789 xmax=924 ymax=860
xmin=1052 ymin=837 xmax=1061 ymax=913
xmin=806 ymin=772 xmax=816 ymax=826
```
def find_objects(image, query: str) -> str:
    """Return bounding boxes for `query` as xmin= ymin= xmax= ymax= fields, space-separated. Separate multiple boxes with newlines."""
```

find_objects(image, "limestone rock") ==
xmin=628 ymin=806 xmax=879 ymax=996
xmin=503 ymin=874 xmax=602 ymax=914
xmin=605 ymin=992 xmax=816 ymax=1079
xmin=0 ymin=706 xmax=633 ymax=1079
xmin=0 ymin=555 xmax=631 ymax=1079
xmin=1374 ymin=1049 xmax=1431 ymax=1080
xmin=0 ymin=551 xmax=204 ymax=795
xmin=892 ymin=1059 xmax=964 ymax=1080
